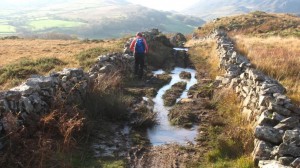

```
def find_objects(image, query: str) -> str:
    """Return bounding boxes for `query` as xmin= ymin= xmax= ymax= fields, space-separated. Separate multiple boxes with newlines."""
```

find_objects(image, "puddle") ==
xmin=148 ymin=67 xmax=198 ymax=146
xmin=173 ymin=47 xmax=189 ymax=51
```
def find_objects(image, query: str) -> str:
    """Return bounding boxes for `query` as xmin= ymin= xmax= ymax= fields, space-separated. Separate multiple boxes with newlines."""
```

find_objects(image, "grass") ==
xmin=0 ymin=57 xmax=66 ymax=88
xmin=0 ymin=25 xmax=16 ymax=33
xmin=187 ymin=38 xmax=254 ymax=167
xmin=70 ymin=151 xmax=125 ymax=168
xmin=84 ymin=71 xmax=129 ymax=121
xmin=198 ymin=88 xmax=254 ymax=168
xmin=168 ymin=103 xmax=198 ymax=128
xmin=186 ymin=39 xmax=222 ymax=79
xmin=75 ymin=38 xmax=125 ymax=69
xmin=28 ymin=19 xmax=86 ymax=31
xmin=0 ymin=38 xmax=124 ymax=90
xmin=234 ymin=35 xmax=300 ymax=105
xmin=0 ymin=38 xmax=124 ymax=67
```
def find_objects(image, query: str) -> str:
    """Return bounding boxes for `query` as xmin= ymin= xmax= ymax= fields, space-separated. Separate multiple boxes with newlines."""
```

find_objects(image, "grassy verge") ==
xmin=200 ymin=88 xmax=254 ymax=168
xmin=234 ymin=35 xmax=300 ymax=105
xmin=187 ymin=39 xmax=254 ymax=167
xmin=162 ymin=81 xmax=187 ymax=106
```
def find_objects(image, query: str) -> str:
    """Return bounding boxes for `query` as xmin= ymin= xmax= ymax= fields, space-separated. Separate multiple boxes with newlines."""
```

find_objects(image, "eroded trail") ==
xmin=129 ymin=67 xmax=209 ymax=168
xmin=148 ymin=68 xmax=198 ymax=145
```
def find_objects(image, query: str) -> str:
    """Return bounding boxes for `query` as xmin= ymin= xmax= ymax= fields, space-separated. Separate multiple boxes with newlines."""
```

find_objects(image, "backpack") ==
xmin=135 ymin=38 xmax=145 ymax=54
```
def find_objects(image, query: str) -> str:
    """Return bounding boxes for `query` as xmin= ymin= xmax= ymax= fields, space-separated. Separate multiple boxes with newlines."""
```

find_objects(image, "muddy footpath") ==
xmin=88 ymin=52 xmax=220 ymax=168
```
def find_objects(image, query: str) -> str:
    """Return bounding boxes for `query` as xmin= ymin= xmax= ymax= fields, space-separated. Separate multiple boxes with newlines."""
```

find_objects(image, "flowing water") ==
xmin=148 ymin=67 xmax=198 ymax=146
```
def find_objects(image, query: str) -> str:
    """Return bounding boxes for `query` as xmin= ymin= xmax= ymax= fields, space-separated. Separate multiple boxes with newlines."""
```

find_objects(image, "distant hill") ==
xmin=0 ymin=0 xmax=205 ymax=39
xmin=194 ymin=11 xmax=300 ymax=37
xmin=183 ymin=0 xmax=300 ymax=20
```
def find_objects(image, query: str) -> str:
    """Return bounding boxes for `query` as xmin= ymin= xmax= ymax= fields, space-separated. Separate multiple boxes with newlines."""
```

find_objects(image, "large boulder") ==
xmin=170 ymin=33 xmax=187 ymax=47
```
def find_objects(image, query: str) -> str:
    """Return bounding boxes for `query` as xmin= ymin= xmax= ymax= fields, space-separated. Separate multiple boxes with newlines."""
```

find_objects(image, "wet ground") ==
xmin=90 ymin=64 xmax=217 ymax=168
xmin=148 ymin=68 xmax=198 ymax=146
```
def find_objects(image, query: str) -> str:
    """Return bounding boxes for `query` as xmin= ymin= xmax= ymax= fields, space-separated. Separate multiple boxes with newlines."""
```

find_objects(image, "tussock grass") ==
xmin=202 ymin=88 xmax=254 ymax=168
xmin=131 ymin=104 xmax=157 ymax=129
xmin=234 ymin=35 xmax=300 ymax=104
xmin=0 ymin=100 xmax=85 ymax=168
xmin=168 ymin=103 xmax=198 ymax=128
xmin=84 ymin=71 xmax=129 ymax=122
xmin=162 ymin=81 xmax=187 ymax=106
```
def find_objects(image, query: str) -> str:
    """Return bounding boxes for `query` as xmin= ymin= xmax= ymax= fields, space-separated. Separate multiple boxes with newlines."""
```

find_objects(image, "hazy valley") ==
xmin=0 ymin=0 xmax=205 ymax=39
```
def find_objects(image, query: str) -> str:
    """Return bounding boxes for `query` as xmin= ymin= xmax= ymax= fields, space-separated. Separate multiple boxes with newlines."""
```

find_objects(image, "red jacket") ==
xmin=130 ymin=36 xmax=149 ymax=53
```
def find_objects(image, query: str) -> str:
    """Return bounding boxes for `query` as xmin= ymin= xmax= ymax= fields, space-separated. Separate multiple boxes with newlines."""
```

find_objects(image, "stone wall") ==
xmin=0 ymin=52 xmax=134 ymax=149
xmin=211 ymin=29 xmax=300 ymax=168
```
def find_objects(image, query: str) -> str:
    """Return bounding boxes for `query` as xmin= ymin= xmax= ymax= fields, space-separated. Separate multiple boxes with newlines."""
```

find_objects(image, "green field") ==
xmin=28 ymin=19 xmax=86 ymax=31
xmin=0 ymin=19 xmax=9 ymax=24
xmin=0 ymin=25 xmax=16 ymax=33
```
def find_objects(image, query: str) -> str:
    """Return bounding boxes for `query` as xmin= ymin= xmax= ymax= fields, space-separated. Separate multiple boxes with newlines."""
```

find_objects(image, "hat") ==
xmin=136 ymin=32 xmax=142 ymax=37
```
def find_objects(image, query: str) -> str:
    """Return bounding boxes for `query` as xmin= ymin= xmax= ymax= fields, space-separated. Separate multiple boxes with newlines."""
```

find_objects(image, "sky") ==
xmin=2 ymin=0 xmax=198 ymax=11
xmin=127 ymin=0 xmax=198 ymax=11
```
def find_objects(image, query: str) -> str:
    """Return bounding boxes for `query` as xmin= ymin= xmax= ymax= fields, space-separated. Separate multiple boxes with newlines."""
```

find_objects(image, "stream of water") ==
xmin=147 ymin=67 xmax=198 ymax=146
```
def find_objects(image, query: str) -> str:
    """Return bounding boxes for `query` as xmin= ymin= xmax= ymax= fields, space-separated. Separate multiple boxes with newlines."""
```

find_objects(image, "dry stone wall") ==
xmin=0 ymin=52 xmax=134 ymax=149
xmin=211 ymin=29 xmax=300 ymax=168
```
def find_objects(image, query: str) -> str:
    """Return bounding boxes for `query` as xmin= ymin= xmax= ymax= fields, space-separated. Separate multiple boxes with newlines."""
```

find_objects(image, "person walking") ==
xmin=130 ymin=32 xmax=149 ymax=79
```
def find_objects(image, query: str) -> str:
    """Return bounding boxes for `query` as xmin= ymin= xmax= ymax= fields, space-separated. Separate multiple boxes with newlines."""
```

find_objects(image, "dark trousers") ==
xmin=134 ymin=53 xmax=145 ymax=78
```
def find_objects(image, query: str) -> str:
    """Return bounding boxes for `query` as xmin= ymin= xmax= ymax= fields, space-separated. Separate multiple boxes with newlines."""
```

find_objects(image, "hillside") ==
xmin=183 ymin=0 xmax=300 ymax=20
xmin=192 ymin=12 xmax=300 ymax=103
xmin=0 ymin=0 xmax=205 ymax=39
xmin=194 ymin=11 xmax=300 ymax=37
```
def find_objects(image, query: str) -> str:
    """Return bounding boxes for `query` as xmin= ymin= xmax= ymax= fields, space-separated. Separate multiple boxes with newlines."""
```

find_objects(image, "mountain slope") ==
xmin=183 ymin=0 xmax=300 ymax=20
xmin=0 ymin=0 xmax=205 ymax=38
xmin=194 ymin=12 xmax=300 ymax=37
